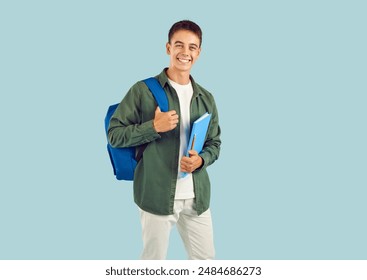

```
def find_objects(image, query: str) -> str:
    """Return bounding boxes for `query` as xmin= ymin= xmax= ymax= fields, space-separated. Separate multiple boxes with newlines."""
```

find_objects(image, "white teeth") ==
xmin=178 ymin=58 xmax=190 ymax=63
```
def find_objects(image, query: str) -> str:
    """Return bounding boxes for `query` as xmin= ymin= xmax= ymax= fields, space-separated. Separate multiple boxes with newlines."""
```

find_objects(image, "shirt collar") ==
xmin=157 ymin=68 xmax=203 ymax=97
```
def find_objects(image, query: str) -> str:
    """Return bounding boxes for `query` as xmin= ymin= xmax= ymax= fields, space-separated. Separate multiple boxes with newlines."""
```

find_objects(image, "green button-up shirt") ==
xmin=108 ymin=69 xmax=221 ymax=215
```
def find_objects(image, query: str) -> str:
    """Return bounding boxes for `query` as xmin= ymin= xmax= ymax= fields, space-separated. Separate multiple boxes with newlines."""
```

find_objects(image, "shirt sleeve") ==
xmin=107 ymin=83 xmax=161 ymax=148
xmin=198 ymin=98 xmax=221 ymax=170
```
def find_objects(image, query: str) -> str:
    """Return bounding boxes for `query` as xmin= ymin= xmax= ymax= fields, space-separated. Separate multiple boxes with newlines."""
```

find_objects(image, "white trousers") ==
xmin=139 ymin=198 xmax=215 ymax=260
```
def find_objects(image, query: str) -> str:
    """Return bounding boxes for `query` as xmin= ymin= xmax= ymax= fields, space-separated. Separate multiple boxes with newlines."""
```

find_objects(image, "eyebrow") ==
xmin=174 ymin=41 xmax=199 ymax=48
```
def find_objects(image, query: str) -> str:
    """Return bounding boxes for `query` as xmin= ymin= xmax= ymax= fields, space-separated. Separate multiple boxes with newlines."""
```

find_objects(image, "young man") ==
xmin=108 ymin=20 xmax=221 ymax=260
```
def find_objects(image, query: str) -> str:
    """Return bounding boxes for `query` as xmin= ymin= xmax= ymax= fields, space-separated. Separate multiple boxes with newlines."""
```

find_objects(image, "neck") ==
xmin=166 ymin=68 xmax=191 ymax=85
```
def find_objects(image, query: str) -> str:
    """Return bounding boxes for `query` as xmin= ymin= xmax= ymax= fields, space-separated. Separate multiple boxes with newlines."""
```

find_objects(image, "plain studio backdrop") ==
xmin=0 ymin=0 xmax=366 ymax=260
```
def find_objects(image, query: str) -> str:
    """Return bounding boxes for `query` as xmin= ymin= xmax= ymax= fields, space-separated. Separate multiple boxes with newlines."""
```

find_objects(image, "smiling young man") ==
xmin=108 ymin=20 xmax=221 ymax=260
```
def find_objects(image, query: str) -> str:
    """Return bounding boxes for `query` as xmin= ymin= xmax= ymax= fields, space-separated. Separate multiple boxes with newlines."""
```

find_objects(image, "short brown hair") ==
xmin=168 ymin=20 xmax=202 ymax=47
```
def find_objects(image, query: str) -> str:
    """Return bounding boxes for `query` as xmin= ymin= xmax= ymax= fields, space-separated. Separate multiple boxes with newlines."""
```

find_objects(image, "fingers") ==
xmin=155 ymin=106 xmax=177 ymax=117
xmin=180 ymin=153 xmax=203 ymax=173
xmin=153 ymin=107 xmax=179 ymax=133
xmin=166 ymin=110 xmax=179 ymax=126
xmin=168 ymin=110 xmax=178 ymax=117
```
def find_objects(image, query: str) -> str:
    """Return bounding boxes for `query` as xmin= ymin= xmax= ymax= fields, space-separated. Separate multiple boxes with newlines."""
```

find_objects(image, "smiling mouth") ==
xmin=177 ymin=57 xmax=191 ymax=63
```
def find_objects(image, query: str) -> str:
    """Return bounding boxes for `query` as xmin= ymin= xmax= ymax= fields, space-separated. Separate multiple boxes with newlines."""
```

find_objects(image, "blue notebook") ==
xmin=186 ymin=112 xmax=212 ymax=156
xmin=180 ymin=112 xmax=211 ymax=178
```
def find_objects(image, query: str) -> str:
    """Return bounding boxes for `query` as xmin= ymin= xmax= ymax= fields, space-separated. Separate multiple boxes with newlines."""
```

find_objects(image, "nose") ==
xmin=182 ymin=45 xmax=190 ymax=55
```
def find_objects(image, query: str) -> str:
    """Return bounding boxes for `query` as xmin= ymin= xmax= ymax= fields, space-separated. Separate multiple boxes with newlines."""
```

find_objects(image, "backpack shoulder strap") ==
xmin=136 ymin=77 xmax=169 ymax=162
xmin=143 ymin=77 xmax=169 ymax=112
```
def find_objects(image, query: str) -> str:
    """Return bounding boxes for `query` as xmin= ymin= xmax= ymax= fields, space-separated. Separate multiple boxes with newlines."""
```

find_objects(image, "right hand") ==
xmin=153 ymin=107 xmax=179 ymax=133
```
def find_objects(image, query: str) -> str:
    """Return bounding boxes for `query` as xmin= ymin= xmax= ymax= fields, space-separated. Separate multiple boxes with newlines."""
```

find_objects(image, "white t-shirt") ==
xmin=168 ymin=78 xmax=195 ymax=199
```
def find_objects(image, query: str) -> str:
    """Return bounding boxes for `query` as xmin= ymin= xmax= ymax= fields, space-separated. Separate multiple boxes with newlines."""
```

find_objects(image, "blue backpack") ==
xmin=104 ymin=77 xmax=169 ymax=180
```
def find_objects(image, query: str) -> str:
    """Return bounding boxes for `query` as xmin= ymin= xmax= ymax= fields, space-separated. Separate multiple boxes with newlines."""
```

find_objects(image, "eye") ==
xmin=190 ymin=47 xmax=197 ymax=51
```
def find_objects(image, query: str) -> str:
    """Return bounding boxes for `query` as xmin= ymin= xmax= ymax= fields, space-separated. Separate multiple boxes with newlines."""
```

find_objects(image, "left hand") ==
xmin=180 ymin=150 xmax=203 ymax=173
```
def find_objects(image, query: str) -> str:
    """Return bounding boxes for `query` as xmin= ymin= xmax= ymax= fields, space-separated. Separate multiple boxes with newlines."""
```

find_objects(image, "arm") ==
xmin=199 ymin=101 xmax=221 ymax=168
xmin=107 ymin=84 xmax=159 ymax=148
xmin=108 ymin=83 xmax=179 ymax=148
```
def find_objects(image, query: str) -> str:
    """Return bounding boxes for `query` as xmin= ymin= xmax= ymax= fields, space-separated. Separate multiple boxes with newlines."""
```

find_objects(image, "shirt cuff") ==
xmin=140 ymin=120 xmax=161 ymax=143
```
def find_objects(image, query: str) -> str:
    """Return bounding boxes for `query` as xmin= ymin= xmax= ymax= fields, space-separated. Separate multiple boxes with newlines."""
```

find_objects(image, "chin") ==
xmin=176 ymin=64 xmax=193 ymax=72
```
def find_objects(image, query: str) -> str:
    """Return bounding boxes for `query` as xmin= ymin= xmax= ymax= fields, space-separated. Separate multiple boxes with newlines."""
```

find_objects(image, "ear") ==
xmin=166 ymin=42 xmax=171 ymax=55
xmin=197 ymin=47 xmax=202 ymax=57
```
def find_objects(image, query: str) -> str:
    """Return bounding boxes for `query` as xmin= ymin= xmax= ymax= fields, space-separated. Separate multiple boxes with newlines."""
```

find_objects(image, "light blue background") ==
xmin=1 ymin=0 xmax=366 ymax=260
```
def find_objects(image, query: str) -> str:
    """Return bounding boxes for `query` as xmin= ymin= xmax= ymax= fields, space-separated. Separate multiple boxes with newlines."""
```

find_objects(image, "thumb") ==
xmin=155 ymin=106 xmax=161 ymax=113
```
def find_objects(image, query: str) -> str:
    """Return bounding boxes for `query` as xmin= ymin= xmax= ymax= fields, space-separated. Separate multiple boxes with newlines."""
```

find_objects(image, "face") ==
xmin=166 ymin=29 xmax=201 ymax=73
